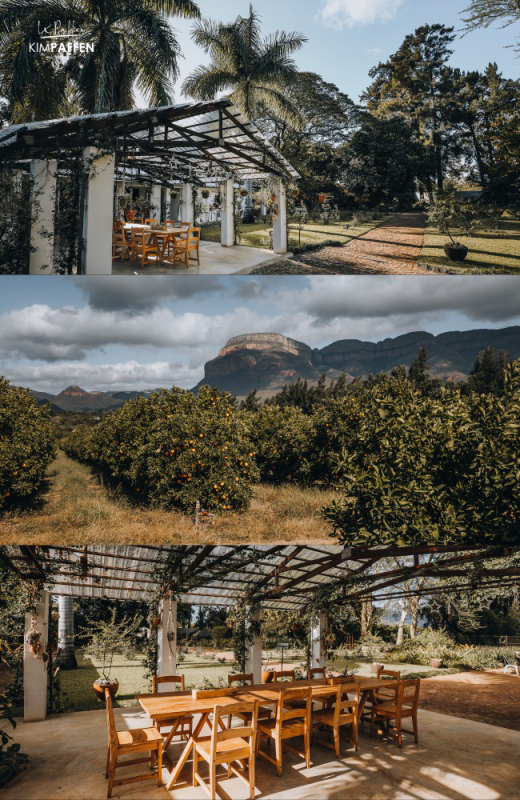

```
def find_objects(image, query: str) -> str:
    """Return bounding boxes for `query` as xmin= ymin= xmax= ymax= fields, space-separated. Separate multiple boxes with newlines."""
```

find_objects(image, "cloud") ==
xmin=7 ymin=361 xmax=201 ymax=393
xmin=80 ymin=276 xmax=224 ymax=312
xmin=319 ymin=0 xmax=404 ymax=28
xmin=297 ymin=277 xmax=520 ymax=324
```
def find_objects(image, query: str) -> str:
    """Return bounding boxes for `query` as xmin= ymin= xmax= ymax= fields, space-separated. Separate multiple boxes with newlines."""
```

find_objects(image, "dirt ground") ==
xmin=417 ymin=670 xmax=520 ymax=731
xmin=250 ymin=213 xmax=431 ymax=275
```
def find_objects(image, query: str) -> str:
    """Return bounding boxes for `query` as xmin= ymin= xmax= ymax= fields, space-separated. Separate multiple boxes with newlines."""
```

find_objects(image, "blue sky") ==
xmin=169 ymin=0 xmax=519 ymax=105
xmin=0 ymin=276 xmax=518 ymax=393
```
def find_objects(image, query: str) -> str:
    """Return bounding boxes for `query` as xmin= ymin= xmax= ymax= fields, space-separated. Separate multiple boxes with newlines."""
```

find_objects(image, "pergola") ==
xmin=0 ymin=99 xmax=299 ymax=274
xmin=3 ymin=541 xmax=519 ymax=723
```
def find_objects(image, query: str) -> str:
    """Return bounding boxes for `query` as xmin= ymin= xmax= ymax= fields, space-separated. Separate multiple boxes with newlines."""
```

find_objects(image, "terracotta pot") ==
xmin=261 ymin=670 xmax=275 ymax=683
xmin=443 ymin=243 xmax=468 ymax=262
xmin=93 ymin=679 xmax=119 ymax=702
xmin=430 ymin=658 xmax=442 ymax=669
xmin=370 ymin=662 xmax=384 ymax=674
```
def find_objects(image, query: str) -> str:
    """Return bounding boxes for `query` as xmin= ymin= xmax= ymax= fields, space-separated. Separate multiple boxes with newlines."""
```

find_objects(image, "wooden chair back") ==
xmin=279 ymin=687 xmax=311 ymax=724
xmin=212 ymin=701 xmax=258 ymax=755
xmin=275 ymin=670 xmax=296 ymax=683
xmin=377 ymin=667 xmax=401 ymax=681
xmin=105 ymin=689 xmax=118 ymax=749
xmin=309 ymin=667 xmax=326 ymax=680
xmin=228 ymin=673 xmax=253 ymax=686
xmin=187 ymin=226 xmax=201 ymax=244
xmin=164 ymin=220 xmax=177 ymax=228
xmin=398 ymin=679 xmax=420 ymax=711
xmin=333 ymin=683 xmax=359 ymax=724
xmin=145 ymin=218 xmax=155 ymax=226
xmin=152 ymin=674 xmax=185 ymax=693
xmin=133 ymin=217 xmax=144 ymax=224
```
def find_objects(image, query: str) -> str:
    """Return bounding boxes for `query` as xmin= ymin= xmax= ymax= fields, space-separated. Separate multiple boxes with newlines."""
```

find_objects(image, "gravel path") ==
xmin=247 ymin=213 xmax=431 ymax=275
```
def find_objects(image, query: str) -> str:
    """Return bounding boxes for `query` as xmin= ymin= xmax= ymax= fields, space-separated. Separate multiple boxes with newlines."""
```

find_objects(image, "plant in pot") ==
xmin=427 ymin=192 xmax=471 ymax=262
xmin=82 ymin=609 xmax=141 ymax=702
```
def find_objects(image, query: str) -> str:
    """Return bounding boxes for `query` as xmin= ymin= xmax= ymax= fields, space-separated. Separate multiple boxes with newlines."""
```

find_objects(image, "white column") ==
xmin=310 ymin=611 xmax=327 ymax=671
xmin=244 ymin=608 xmax=263 ymax=684
xmin=151 ymin=184 xmax=162 ymax=222
xmin=24 ymin=591 xmax=49 ymax=722
xmin=272 ymin=179 xmax=288 ymax=254
xmin=29 ymin=160 xmax=57 ymax=275
xmin=157 ymin=597 xmax=177 ymax=687
xmin=81 ymin=146 xmax=115 ymax=275
xmin=180 ymin=183 xmax=194 ymax=224
xmin=220 ymin=179 xmax=234 ymax=247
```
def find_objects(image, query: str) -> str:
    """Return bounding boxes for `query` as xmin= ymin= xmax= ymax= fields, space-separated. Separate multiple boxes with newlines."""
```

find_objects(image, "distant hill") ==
xmin=29 ymin=386 xmax=161 ymax=412
xmin=192 ymin=327 xmax=520 ymax=396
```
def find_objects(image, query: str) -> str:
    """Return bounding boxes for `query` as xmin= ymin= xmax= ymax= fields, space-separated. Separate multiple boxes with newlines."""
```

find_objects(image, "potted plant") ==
xmin=430 ymin=658 xmax=442 ymax=669
xmin=82 ymin=609 xmax=141 ymax=702
xmin=427 ymin=192 xmax=470 ymax=262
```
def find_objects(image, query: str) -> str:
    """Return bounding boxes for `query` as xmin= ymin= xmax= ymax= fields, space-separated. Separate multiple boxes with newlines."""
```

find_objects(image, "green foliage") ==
xmin=251 ymin=405 xmax=316 ymax=485
xmin=211 ymin=625 xmax=232 ymax=649
xmin=81 ymin=608 xmax=141 ymax=683
xmin=0 ymin=377 xmax=56 ymax=513
xmin=322 ymin=361 xmax=520 ymax=546
xmin=0 ymin=691 xmax=28 ymax=789
xmin=0 ymin=170 xmax=32 ymax=273
xmin=63 ymin=386 xmax=258 ymax=514
xmin=182 ymin=5 xmax=306 ymax=123
xmin=467 ymin=347 xmax=510 ymax=396
xmin=388 ymin=628 xmax=516 ymax=670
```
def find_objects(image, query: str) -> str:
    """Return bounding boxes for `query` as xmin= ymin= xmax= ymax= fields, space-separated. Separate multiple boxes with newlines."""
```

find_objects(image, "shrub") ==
xmin=251 ymin=405 xmax=316 ymax=485
xmin=0 ymin=378 xmax=56 ymax=512
xmin=388 ymin=629 xmax=456 ymax=666
xmin=63 ymin=386 xmax=258 ymax=514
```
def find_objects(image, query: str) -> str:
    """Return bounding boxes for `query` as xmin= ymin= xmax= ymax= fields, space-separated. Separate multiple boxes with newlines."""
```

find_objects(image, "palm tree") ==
xmin=182 ymin=4 xmax=307 ymax=123
xmin=0 ymin=0 xmax=200 ymax=121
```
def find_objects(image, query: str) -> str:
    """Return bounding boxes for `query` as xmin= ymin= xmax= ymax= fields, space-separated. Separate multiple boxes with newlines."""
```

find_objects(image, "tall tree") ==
xmin=0 ymin=0 xmax=200 ymax=121
xmin=467 ymin=347 xmax=509 ymax=395
xmin=363 ymin=25 xmax=457 ymax=194
xmin=182 ymin=4 xmax=306 ymax=122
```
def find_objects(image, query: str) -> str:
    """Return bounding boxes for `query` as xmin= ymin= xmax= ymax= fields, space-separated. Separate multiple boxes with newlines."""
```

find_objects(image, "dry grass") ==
xmin=0 ymin=451 xmax=337 ymax=545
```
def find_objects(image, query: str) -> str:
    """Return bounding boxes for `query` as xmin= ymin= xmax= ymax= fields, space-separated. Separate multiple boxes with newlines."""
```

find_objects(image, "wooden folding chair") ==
xmin=309 ymin=667 xmax=326 ymax=680
xmin=375 ymin=667 xmax=401 ymax=702
xmin=193 ymin=702 xmax=258 ymax=800
xmin=144 ymin=218 xmax=156 ymax=226
xmin=131 ymin=229 xmax=161 ymax=267
xmin=371 ymin=678 xmax=420 ymax=747
xmin=133 ymin=217 xmax=144 ymax=224
xmin=152 ymin=675 xmax=192 ymax=742
xmin=104 ymin=689 xmax=162 ymax=798
xmin=257 ymin=686 xmax=311 ymax=776
xmin=312 ymin=683 xmax=359 ymax=757
xmin=228 ymin=673 xmax=272 ymax=727
xmin=169 ymin=226 xmax=201 ymax=267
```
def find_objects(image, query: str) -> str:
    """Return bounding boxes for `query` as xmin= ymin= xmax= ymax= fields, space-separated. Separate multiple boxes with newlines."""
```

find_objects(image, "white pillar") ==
xmin=157 ymin=597 xmax=177 ymax=687
xmin=245 ymin=608 xmax=263 ymax=684
xmin=221 ymin=179 xmax=234 ymax=247
xmin=272 ymin=179 xmax=288 ymax=254
xmin=151 ymin=184 xmax=162 ymax=222
xmin=81 ymin=146 xmax=115 ymax=275
xmin=24 ymin=591 xmax=49 ymax=722
xmin=29 ymin=160 xmax=57 ymax=275
xmin=180 ymin=183 xmax=194 ymax=224
xmin=310 ymin=611 xmax=327 ymax=671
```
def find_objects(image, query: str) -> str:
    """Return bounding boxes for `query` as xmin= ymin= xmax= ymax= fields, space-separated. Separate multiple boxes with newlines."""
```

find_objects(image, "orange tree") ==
xmin=63 ymin=386 xmax=258 ymax=513
xmin=321 ymin=361 xmax=520 ymax=546
xmin=0 ymin=377 xmax=56 ymax=512
xmin=250 ymin=405 xmax=318 ymax=485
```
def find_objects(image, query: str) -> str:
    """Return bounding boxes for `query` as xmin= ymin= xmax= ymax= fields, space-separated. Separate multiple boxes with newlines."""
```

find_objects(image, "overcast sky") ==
xmin=0 ymin=276 xmax=518 ymax=394
xmin=165 ymin=0 xmax=519 ymax=107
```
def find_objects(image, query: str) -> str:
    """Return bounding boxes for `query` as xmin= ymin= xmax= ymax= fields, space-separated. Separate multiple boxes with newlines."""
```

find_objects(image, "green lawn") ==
xmin=418 ymin=219 xmax=520 ymax=273
xmin=58 ymin=648 xmax=455 ymax=713
xmin=200 ymin=218 xmax=389 ymax=251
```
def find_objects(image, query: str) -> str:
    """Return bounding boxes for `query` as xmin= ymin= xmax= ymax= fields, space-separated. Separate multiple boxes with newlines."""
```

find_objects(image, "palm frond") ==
xmin=182 ymin=65 xmax=235 ymax=100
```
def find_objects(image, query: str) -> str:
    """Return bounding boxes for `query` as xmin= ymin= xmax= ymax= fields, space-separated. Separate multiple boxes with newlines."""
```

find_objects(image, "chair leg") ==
xmin=353 ymin=715 xmax=359 ymax=751
xmin=157 ymin=743 xmax=162 ymax=786
xmin=105 ymin=744 xmax=110 ymax=779
xmin=193 ymin=745 xmax=198 ymax=787
xmin=397 ymin=718 xmax=403 ymax=748
xmin=249 ymin=753 xmax=255 ymax=800
xmin=412 ymin=711 xmax=419 ymax=744
xmin=333 ymin=725 xmax=340 ymax=758
xmin=275 ymin=735 xmax=282 ymax=777
xmin=305 ymin=730 xmax=311 ymax=768
xmin=210 ymin=760 xmax=217 ymax=800
xmin=107 ymin=748 xmax=117 ymax=798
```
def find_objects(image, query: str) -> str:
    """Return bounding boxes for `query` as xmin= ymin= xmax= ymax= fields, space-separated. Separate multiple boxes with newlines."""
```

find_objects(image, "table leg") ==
xmin=166 ymin=712 xmax=209 ymax=791
xmin=162 ymin=717 xmax=182 ymax=751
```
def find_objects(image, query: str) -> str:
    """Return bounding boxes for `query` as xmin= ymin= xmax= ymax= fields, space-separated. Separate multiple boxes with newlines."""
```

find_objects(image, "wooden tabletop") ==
xmin=137 ymin=677 xmax=389 ymax=723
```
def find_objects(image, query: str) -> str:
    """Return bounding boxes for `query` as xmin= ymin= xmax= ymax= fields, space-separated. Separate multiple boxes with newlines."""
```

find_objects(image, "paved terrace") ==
xmin=5 ymin=705 xmax=519 ymax=800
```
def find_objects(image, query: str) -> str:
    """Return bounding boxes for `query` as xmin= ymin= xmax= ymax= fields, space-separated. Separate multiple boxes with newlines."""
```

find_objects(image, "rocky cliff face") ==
xmin=194 ymin=327 xmax=520 ymax=396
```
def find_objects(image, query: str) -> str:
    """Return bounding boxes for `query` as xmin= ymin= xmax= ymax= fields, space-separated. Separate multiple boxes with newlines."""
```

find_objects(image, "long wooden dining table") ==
xmin=137 ymin=676 xmax=389 ymax=790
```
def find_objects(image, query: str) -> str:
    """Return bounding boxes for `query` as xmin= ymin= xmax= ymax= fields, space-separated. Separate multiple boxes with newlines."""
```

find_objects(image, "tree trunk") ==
xmin=396 ymin=597 xmax=408 ymax=645
xmin=408 ymin=596 xmax=420 ymax=640
xmin=56 ymin=595 xmax=77 ymax=670
xmin=361 ymin=599 xmax=373 ymax=637
xmin=468 ymin=120 xmax=487 ymax=186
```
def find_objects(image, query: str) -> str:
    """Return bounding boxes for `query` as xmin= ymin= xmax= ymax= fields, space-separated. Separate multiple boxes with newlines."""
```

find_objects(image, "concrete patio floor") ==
xmin=4 ymin=705 xmax=519 ymax=800
xmin=112 ymin=241 xmax=286 ymax=275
